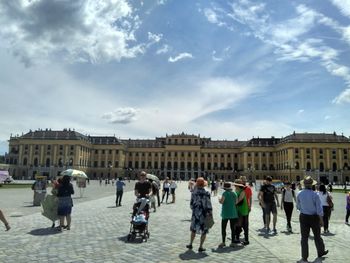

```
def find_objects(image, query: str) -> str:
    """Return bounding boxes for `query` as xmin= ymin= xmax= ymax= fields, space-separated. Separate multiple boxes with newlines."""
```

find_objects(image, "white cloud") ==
xmin=332 ymin=89 xmax=350 ymax=104
xmin=102 ymin=108 xmax=139 ymax=124
xmin=168 ymin=52 xmax=193 ymax=63
xmin=297 ymin=109 xmax=305 ymax=114
xmin=330 ymin=0 xmax=350 ymax=17
xmin=148 ymin=32 xmax=162 ymax=43
xmin=324 ymin=115 xmax=331 ymax=120
xmin=204 ymin=8 xmax=219 ymax=24
xmin=0 ymin=0 xmax=145 ymax=65
xmin=156 ymin=44 xmax=170 ymax=54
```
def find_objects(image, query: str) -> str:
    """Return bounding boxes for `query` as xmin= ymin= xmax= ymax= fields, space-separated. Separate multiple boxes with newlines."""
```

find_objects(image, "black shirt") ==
xmin=260 ymin=184 xmax=276 ymax=203
xmin=134 ymin=181 xmax=152 ymax=197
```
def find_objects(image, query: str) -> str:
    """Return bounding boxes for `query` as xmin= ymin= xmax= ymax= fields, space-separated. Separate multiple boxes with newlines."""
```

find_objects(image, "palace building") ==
xmin=5 ymin=129 xmax=350 ymax=183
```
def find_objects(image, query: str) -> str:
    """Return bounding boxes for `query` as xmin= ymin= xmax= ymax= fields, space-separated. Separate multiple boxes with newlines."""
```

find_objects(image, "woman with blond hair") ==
xmin=186 ymin=177 xmax=212 ymax=252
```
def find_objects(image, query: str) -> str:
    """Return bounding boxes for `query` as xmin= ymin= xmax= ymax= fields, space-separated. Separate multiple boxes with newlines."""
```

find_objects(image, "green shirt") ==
xmin=236 ymin=189 xmax=249 ymax=216
xmin=221 ymin=190 xmax=238 ymax=219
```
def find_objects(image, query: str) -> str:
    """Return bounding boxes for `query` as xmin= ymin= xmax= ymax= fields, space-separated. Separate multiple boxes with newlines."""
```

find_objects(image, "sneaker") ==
xmin=218 ymin=243 xmax=226 ymax=248
xmin=233 ymin=239 xmax=240 ymax=244
xmin=265 ymin=228 xmax=270 ymax=234
xmin=318 ymin=250 xmax=329 ymax=258
xmin=241 ymin=241 xmax=249 ymax=245
xmin=273 ymin=228 xmax=277 ymax=234
xmin=186 ymin=244 xmax=193 ymax=250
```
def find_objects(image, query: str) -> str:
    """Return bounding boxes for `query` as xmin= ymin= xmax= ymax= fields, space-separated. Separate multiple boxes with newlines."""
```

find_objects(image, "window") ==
xmin=188 ymin=152 xmax=191 ymax=157
xmin=60 ymin=145 xmax=63 ymax=150
xmin=188 ymin=139 xmax=191 ymax=144
xmin=109 ymin=150 xmax=112 ymax=154
xmin=234 ymin=154 xmax=237 ymax=158
xmin=23 ymin=158 xmax=28 ymax=165
xmin=262 ymin=153 xmax=266 ymax=157
xmin=255 ymin=153 xmax=258 ymax=157
xmin=102 ymin=150 xmax=105 ymax=154
xmin=155 ymin=153 xmax=158 ymax=157
xmin=319 ymin=149 xmax=323 ymax=154
xmin=306 ymin=148 xmax=310 ymax=154
xmin=35 ymin=145 xmax=39 ymax=150
xmin=168 ymin=152 xmax=171 ymax=157
xmin=115 ymin=161 xmax=119 ymax=167
xmin=148 ymin=152 xmax=152 ymax=157
xmin=95 ymin=150 xmax=98 ymax=154
xmin=175 ymin=139 xmax=178 ymax=144
xmin=101 ymin=161 xmax=105 ymax=168
xmin=208 ymin=153 xmax=211 ymax=158
xmin=248 ymin=153 xmax=251 ymax=157
xmin=70 ymin=146 xmax=74 ymax=151
xmin=116 ymin=150 xmax=119 ymax=154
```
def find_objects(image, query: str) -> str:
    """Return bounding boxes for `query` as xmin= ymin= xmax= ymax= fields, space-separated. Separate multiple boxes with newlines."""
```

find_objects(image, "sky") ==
xmin=1 ymin=0 xmax=350 ymax=154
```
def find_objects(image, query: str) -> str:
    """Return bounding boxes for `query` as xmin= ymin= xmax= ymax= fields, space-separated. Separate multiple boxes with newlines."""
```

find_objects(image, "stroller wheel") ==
xmin=131 ymin=233 xmax=136 ymax=240
xmin=127 ymin=234 xmax=131 ymax=241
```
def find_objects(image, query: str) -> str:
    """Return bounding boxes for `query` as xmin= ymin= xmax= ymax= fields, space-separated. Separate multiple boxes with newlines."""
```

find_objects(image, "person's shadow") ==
xmin=28 ymin=227 xmax=61 ymax=236
xmin=179 ymin=250 xmax=208 ymax=260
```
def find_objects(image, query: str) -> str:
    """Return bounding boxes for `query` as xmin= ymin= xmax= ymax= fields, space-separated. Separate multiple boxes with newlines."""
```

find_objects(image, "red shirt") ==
xmin=244 ymin=186 xmax=253 ymax=208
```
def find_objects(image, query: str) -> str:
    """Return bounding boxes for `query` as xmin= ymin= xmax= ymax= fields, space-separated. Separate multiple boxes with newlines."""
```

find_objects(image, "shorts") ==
xmin=170 ymin=188 xmax=175 ymax=195
xmin=264 ymin=202 xmax=277 ymax=215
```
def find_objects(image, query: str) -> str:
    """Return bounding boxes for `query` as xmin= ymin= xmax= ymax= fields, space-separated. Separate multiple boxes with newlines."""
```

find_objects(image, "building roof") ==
xmin=203 ymin=140 xmax=246 ymax=148
xmin=279 ymin=132 xmax=350 ymax=143
xmin=88 ymin=136 xmax=122 ymax=145
xmin=122 ymin=139 xmax=163 ymax=148
xmin=17 ymin=129 xmax=88 ymax=141
xmin=246 ymin=137 xmax=281 ymax=147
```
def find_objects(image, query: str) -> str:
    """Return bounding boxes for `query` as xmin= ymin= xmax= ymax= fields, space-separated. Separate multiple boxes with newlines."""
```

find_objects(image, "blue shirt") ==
xmin=297 ymin=189 xmax=323 ymax=216
xmin=116 ymin=180 xmax=125 ymax=191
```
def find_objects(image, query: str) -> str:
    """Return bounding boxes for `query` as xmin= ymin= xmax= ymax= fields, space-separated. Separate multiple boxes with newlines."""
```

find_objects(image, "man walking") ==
xmin=115 ymin=177 xmax=125 ymax=206
xmin=259 ymin=176 xmax=279 ymax=234
xmin=297 ymin=176 xmax=328 ymax=263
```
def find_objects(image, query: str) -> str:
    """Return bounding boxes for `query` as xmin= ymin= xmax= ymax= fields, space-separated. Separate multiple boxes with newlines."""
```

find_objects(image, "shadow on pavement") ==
xmin=28 ymin=227 xmax=61 ymax=236
xmin=179 ymin=250 xmax=208 ymax=260
xmin=118 ymin=235 xmax=144 ymax=244
xmin=211 ymin=245 xmax=244 ymax=253
xmin=107 ymin=206 xmax=117 ymax=208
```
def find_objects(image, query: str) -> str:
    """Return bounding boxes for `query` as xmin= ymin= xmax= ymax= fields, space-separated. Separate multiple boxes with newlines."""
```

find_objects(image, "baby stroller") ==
xmin=127 ymin=197 xmax=150 ymax=242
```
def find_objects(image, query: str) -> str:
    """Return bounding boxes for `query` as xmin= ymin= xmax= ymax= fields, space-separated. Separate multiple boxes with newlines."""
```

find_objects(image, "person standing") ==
xmin=211 ymin=180 xmax=217 ymax=196
xmin=116 ymin=177 xmax=126 ymax=207
xmin=149 ymin=179 xmax=158 ymax=212
xmin=258 ymin=180 xmax=267 ymax=229
xmin=170 ymin=180 xmax=177 ymax=203
xmin=259 ymin=176 xmax=280 ymax=234
xmin=57 ymin=175 xmax=74 ymax=231
xmin=0 ymin=209 xmax=10 ymax=231
xmin=281 ymin=182 xmax=296 ymax=233
xmin=218 ymin=182 xmax=238 ymax=248
xmin=297 ymin=176 xmax=328 ymax=262
xmin=161 ymin=177 xmax=170 ymax=203
xmin=234 ymin=180 xmax=249 ymax=245
xmin=346 ymin=192 xmax=350 ymax=224
xmin=317 ymin=184 xmax=333 ymax=233
xmin=186 ymin=177 xmax=212 ymax=252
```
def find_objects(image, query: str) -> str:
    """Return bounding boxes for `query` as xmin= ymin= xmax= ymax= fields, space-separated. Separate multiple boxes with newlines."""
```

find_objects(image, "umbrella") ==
xmin=41 ymin=194 xmax=59 ymax=222
xmin=146 ymin=174 xmax=160 ymax=185
xmin=60 ymin=169 xmax=88 ymax=179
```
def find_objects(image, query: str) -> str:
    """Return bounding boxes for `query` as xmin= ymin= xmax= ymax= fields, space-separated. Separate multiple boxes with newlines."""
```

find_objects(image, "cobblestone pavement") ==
xmin=1 ymin=182 xmax=349 ymax=263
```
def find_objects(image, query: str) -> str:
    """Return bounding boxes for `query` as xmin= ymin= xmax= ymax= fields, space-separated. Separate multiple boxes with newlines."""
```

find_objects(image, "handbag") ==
xmin=204 ymin=214 xmax=215 ymax=229
xmin=326 ymin=194 xmax=334 ymax=209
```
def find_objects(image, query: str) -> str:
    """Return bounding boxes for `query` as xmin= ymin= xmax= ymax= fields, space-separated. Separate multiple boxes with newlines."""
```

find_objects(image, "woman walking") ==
xmin=218 ymin=182 xmax=238 ymax=248
xmin=317 ymin=184 xmax=332 ymax=233
xmin=161 ymin=177 xmax=170 ymax=204
xmin=281 ymin=182 xmax=296 ymax=233
xmin=170 ymin=180 xmax=177 ymax=203
xmin=57 ymin=175 xmax=74 ymax=231
xmin=186 ymin=177 xmax=212 ymax=252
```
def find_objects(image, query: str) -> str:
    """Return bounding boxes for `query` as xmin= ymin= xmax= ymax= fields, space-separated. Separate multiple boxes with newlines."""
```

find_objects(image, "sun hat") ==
xmin=223 ymin=182 xmax=232 ymax=190
xmin=301 ymin=176 xmax=317 ymax=187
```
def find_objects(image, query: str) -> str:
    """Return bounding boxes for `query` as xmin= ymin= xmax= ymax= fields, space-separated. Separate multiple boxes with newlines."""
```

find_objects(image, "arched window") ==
xmin=319 ymin=162 xmax=324 ymax=172
xmin=306 ymin=162 xmax=311 ymax=171
xmin=46 ymin=158 xmax=50 ymax=167
xmin=58 ymin=158 xmax=63 ymax=167
xmin=295 ymin=162 xmax=300 ymax=170
xmin=344 ymin=163 xmax=349 ymax=170
xmin=332 ymin=162 xmax=337 ymax=171
xmin=69 ymin=158 xmax=73 ymax=166
xmin=34 ymin=158 xmax=39 ymax=167
xmin=23 ymin=158 xmax=27 ymax=166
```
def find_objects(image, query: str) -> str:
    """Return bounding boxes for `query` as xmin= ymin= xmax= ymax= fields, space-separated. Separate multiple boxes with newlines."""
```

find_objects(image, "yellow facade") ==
xmin=5 ymin=129 xmax=350 ymax=183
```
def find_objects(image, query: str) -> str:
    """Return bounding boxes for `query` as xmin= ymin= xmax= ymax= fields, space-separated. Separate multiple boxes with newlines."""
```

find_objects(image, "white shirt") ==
xmin=170 ymin=182 xmax=177 ymax=189
xmin=317 ymin=191 xmax=331 ymax=207
xmin=283 ymin=189 xmax=294 ymax=203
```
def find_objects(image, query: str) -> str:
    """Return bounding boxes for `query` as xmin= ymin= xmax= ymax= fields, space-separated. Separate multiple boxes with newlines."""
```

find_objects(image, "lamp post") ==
xmin=287 ymin=162 xmax=295 ymax=182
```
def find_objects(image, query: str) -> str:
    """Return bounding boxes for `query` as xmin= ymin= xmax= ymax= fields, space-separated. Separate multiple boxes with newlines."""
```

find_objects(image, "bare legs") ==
xmin=187 ymin=231 xmax=207 ymax=251
xmin=0 ymin=209 xmax=10 ymax=231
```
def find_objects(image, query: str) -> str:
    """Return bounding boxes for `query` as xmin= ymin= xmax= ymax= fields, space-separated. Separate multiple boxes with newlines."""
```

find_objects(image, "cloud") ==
xmin=204 ymin=8 xmax=220 ymax=24
xmin=156 ymin=44 xmax=170 ymax=54
xmin=168 ymin=52 xmax=193 ymax=63
xmin=297 ymin=109 xmax=304 ymax=114
xmin=148 ymin=32 xmax=162 ymax=43
xmin=324 ymin=115 xmax=331 ymax=120
xmin=102 ymin=107 xmax=139 ymax=124
xmin=332 ymin=89 xmax=350 ymax=104
xmin=0 ymin=0 xmax=145 ymax=65
xmin=330 ymin=0 xmax=350 ymax=17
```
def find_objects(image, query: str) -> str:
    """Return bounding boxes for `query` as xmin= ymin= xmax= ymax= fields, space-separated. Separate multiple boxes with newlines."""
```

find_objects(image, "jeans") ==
xmin=116 ymin=190 xmax=123 ymax=205
xmin=283 ymin=202 xmax=293 ymax=228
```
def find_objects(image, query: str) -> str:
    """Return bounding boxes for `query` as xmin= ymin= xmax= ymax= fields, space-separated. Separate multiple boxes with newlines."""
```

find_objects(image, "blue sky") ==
xmin=1 ymin=0 xmax=350 ymax=154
